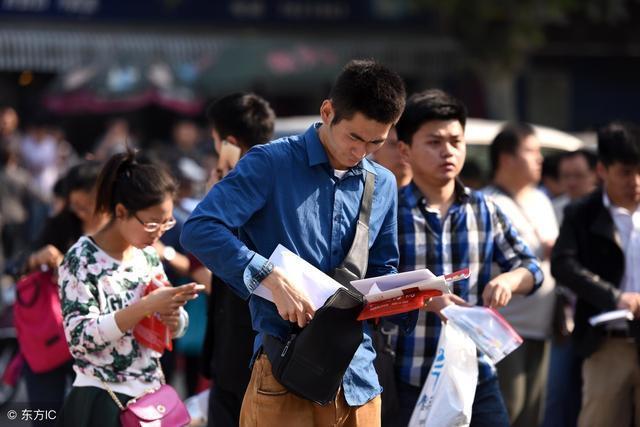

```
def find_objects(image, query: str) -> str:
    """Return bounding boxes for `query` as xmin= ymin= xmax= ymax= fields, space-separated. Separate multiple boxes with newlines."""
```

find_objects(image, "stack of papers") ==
xmin=253 ymin=244 xmax=469 ymax=320
xmin=253 ymin=244 xmax=344 ymax=310
xmin=588 ymin=309 xmax=634 ymax=326
xmin=353 ymin=269 xmax=468 ymax=320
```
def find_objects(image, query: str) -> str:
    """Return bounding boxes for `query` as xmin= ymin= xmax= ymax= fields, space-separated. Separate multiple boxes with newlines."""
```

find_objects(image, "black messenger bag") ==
xmin=262 ymin=171 xmax=374 ymax=405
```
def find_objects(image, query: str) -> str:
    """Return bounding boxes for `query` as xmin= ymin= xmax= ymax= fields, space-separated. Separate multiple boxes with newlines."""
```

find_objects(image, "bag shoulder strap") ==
xmin=335 ymin=171 xmax=375 ymax=286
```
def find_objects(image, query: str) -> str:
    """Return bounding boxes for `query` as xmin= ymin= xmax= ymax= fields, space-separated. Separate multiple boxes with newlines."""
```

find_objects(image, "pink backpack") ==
xmin=14 ymin=270 xmax=72 ymax=373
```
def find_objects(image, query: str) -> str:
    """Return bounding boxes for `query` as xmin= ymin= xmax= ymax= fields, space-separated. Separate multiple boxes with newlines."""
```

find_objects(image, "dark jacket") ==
xmin=551 ymin=189 xmax=637 ymax=358
xmin=202 ymin=273 xmax=255 ymax=396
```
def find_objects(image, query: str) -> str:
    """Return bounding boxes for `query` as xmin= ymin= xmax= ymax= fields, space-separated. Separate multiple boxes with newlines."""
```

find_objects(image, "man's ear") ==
xmin=114 ymin=203 xmax=127 ymax=220
xmin=225 ymin=135 xmax=240 ymax=148
xmin=398 ymin=140 xmax=411 ymax=163
xmin=596 ymin=161 xmax=608 ymax=182
xmin=497 ymin=152 xmax=512 ymax=172
xmin=320 ymin=100 xmax=334 ymax=126
xmin=211 ymin=129 xmax=222 ymax=155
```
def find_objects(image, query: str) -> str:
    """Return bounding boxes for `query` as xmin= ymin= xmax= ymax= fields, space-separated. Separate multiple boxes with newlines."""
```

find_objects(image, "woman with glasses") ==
xmin=56 ymin=150 xmax=203 ymax=427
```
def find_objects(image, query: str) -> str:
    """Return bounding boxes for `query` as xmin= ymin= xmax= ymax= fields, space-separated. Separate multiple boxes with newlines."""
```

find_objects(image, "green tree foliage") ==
xmin=414 ymin=0 xmax=638 ymax=73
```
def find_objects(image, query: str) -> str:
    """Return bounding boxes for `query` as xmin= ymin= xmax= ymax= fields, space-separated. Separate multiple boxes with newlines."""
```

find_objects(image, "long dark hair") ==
xmin=95 ymin=149 xmax=177 ymax=216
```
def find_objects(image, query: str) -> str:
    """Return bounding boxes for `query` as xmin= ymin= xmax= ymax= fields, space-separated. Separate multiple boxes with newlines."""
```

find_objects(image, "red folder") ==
xmin=133 ymin=276 xmax=172 ymax=354
xmin=358 ymin=289 xmax=443 ymax=320
xmin=356 ymin=268 xmax=470 ymax=321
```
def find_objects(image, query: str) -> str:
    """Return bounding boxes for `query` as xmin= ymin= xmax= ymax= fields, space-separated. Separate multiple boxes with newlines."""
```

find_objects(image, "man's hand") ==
xmin=482 ymin=275 xmax=515 ymax=309
xmin=261 ymin=266 xmax=315 ymax=328
xmin=618 ymin=292 xmax=640 ymax=318
xmin=423 ymin=293 xmax=470 ymax=321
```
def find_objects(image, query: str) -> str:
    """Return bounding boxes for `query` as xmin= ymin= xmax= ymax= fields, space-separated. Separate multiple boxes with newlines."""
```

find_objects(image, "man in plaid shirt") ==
xmin=391 ymin=89 xmax=544 ymax=427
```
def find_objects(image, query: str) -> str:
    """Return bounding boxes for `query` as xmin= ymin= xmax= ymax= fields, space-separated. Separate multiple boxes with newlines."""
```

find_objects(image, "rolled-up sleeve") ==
xmin=180 ymin=146 xmax=274 ymax=299
xmin=491 ymin=203 xmax=544 ymax=294
xmin=365 ymin=177 xmax=399 ymax=279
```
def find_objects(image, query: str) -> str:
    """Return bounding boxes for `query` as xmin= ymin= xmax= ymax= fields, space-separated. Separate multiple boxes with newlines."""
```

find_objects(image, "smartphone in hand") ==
xmin=178 ymin=282 xmax=207 ymax=294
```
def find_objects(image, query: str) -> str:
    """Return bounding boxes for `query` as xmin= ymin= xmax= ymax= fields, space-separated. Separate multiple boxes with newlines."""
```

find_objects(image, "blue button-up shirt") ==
xmin=181 ymin=124 xmax=408 ymax=405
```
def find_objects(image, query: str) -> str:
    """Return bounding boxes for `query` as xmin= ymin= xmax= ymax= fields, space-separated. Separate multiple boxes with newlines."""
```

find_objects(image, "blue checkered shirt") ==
xmin=396 ymin=181 xmax=543 ymax=387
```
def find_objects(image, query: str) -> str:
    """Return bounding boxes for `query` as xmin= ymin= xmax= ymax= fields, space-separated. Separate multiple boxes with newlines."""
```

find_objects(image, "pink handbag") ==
xmin=14 ymin=270 xmax=72 ymax=372
xmin=104 ymin=383 xmax=190 ymax=427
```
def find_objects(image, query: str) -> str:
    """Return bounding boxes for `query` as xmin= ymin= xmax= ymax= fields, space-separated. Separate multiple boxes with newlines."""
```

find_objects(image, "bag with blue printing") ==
xmin=408 ymin=322 xmax=477 ymax=427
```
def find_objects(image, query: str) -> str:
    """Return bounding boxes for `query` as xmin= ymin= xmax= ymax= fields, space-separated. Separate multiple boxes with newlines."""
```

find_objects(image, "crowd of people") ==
xmin=0 ymin=59 xmax=638 ymax=427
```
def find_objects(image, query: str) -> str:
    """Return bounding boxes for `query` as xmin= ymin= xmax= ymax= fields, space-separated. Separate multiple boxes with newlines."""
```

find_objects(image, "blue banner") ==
xmin=0 ymin=0 xmax=424 ymax=24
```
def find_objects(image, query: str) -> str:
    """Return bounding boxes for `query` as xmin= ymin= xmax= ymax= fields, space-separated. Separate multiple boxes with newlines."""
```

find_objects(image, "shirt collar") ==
xmin=304 ymin=123 xmax=329 ymax=168
xmin=603 ymin=190 xmax=640 ymax=216
xmin=404 ymin=178 xmax=470 ymax=209
xmin=303 ymin=123 xmax=377 ymax=176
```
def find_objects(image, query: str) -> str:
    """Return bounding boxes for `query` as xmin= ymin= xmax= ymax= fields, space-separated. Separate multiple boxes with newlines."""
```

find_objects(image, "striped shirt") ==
xmin=396 ymin=181 xmax=543 ymax=386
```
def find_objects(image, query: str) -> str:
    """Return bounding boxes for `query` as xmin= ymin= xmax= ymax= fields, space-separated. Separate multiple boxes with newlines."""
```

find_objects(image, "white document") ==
xmin=252 ymin=244 xmax=345 ymax=310
xmin=351 ymin=269 xmax=452 ymax=303
xmin=588 ymin=309 xmax=634 ymax=327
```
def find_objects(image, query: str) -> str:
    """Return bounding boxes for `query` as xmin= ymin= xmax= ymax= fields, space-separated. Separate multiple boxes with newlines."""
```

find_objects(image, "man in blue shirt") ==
xmin=392 ymin=89 xmax=543 ymax=427
xmin=181 ymin=60 xmax=407 ymax=426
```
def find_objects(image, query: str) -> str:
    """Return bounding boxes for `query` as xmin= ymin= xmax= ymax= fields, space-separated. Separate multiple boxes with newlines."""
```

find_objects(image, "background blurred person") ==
xmin=553 ymin=149 xmax=599 ymax=223
xmin=51 ymin=125 xmax=79 ymax=174
xmin=370 ymin=126 xmax=412 ymax=188
xmin=540 ymin=153 xmax=564 ymax=200
xmin=24 ymin=160 xmax=107 ymax=272
xmin=18 ymin=117 xmax=59 ymax=199
xmin=484 ymin=123 xmax=558 ymax=427
xmin=0 ymin=106 xmax=21 ymax=167
xmin=153 ymin=119 xmax=209 ymax=169
xmin=459 ymin=159 xmax=487 ymax=189
xmin=152 ymin=155 xmax=212 ymax=398
xmin=201 ymin=92 xmax=275 ymax=427
xmin=543 ymin=150 xmax=598 ymax=427
xmin=92 ymin=118 xmax=135 ymax=162
xmin=16 ymin=160 xmax=106 ymax=424
xmin=0 ymin=144 xmax=47 ymax=272
xmin=551 ymin=122 xmax=640 ymax=427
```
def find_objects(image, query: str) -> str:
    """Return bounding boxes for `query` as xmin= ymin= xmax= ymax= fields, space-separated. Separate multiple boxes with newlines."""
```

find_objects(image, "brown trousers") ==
xmin=239 ymin=354 xmax=381 ymax=427
xmin=578 ymin=337 xmax=640 ymax=427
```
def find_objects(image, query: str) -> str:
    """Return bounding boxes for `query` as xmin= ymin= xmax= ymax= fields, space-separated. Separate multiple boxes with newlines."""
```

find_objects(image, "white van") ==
xmin=273 ymin=116 xmax=590 ymax=181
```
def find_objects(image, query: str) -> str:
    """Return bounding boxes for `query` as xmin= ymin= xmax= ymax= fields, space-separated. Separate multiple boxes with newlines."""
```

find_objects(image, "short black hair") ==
xmin=64 ymin=160 xmax=102 ymax=194
xmin=206 ymin=93 xmax=275 ymax=150
xmin=489 ymin=123 xmax=536 ymax=176
xmin=395 ymin=89 xmax=467 ymax=144
xmin=330 ymin=59 xmax=406 ymax=125
xmin=542 ymin=152 xmax=561 ymax=180
xmin=95 ymin=149 xmax=176 ymax=216
xmin=597 ymin=121 xmax=640 ymax=167
xmin=560 ymin=148 xmax=598 ymax=171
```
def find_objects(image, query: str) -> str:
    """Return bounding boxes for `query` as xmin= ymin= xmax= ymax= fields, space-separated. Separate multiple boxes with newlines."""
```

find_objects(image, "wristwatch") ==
xmin=162 ymin=246 xmax=177 ymax=262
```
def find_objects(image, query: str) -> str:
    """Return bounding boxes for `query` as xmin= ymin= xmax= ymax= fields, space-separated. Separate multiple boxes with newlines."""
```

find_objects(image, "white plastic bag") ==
xmin=441 ymin=305 xmax=523 ymax=364
xmin=409 ymin=322 xmax=478 ymax=427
